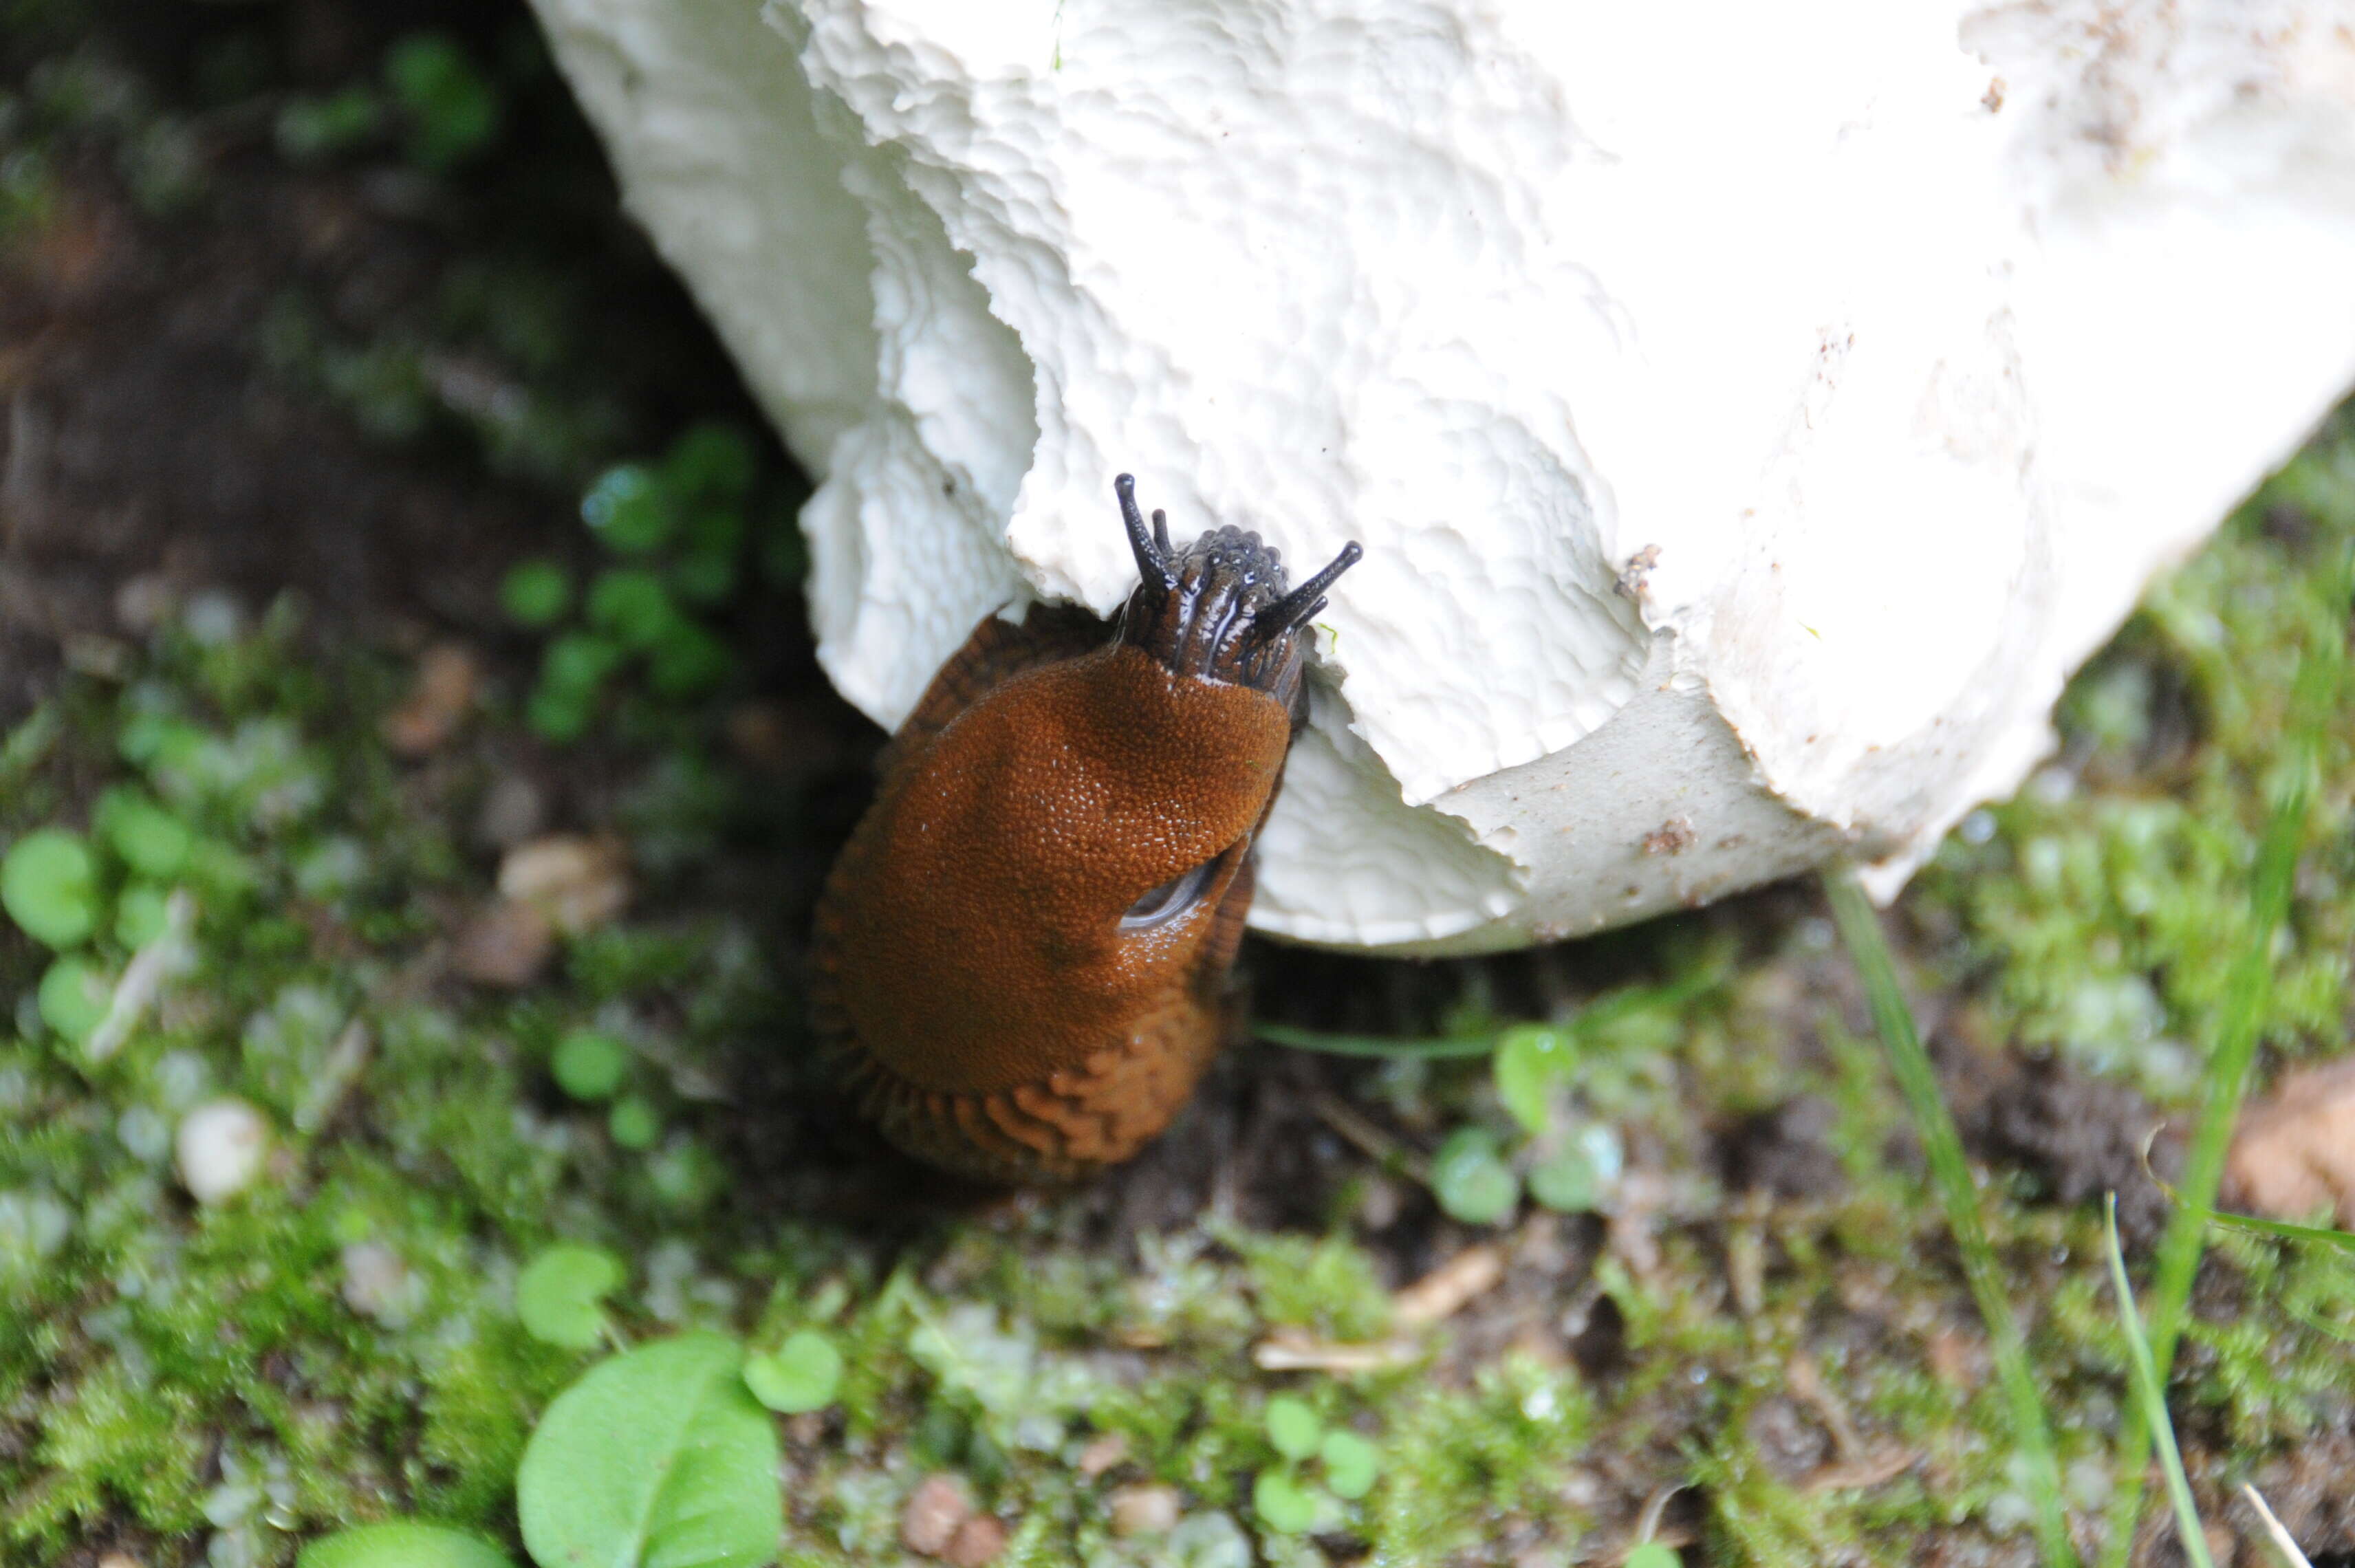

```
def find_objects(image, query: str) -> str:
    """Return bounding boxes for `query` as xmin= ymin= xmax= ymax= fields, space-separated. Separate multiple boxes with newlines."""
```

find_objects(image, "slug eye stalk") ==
xmin=1250 ymin=542 xmax=1362 ymax=646
xmin=1114 ymin=473 xmax=1176 ymax=596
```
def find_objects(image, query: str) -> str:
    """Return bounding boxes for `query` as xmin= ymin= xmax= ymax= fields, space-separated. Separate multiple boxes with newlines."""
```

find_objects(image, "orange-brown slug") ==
xmin=810 ymin=475 xmax=1362 ymax=1183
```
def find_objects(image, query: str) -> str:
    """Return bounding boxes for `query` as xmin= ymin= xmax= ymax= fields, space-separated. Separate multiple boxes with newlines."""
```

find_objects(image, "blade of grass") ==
xmin=1825 ymin=868 xmax=2079 ymax=1568
xmin=2105 ymin=596 xmax=2338 ymax=1565
xmin=2137 ymin=1133 xmax=2355 ymax=1254
xmin=1255 ymin=1022 xmax=1499 ymax=1059
xmin=1260 ymin=958 xmax=1730 ymax=1062
xmin=2103 ymin=1195 xmax=2215 ymax=1568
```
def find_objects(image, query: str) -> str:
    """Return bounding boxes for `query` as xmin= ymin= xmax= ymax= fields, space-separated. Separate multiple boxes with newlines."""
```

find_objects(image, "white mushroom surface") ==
xmin=530 ymin=0 xmax=2355 ymax=952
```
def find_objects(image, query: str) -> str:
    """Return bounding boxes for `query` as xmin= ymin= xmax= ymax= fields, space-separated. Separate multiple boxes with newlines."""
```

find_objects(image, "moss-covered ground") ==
xmin=3 ymin=4 xmax=2353 ymax=1566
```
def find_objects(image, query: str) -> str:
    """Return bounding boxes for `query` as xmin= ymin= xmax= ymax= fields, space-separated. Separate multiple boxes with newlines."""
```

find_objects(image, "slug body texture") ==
xmin=812 ymin=478 xmax=1360 ymax=1182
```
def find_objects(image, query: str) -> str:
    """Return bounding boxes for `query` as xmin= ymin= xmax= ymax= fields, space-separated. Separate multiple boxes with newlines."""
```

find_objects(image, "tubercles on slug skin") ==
xmin=809 ymin=475 xmax=1362 ymax=1184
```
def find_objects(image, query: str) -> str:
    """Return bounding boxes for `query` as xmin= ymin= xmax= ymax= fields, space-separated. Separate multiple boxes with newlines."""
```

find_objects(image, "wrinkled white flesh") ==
xmin=530 ymin=0 xmax=2355 ymax=952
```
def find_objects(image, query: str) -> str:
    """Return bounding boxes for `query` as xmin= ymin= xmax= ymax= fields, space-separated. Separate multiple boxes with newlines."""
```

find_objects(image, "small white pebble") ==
xmin=340 ymin=1241 xmax=424 ymax=1327
xmin=175 ymin=1099 xmax=270 ymax=1206
xmin=1107 ymin=1483 xmax=1180 ymax=1538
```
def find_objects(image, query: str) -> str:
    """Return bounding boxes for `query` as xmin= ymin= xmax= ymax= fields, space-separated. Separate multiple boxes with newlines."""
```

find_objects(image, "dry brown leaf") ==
xmin=382 ymin=643 xmax=480 ymax=756
xmin=497 ymin=834 xmax=631 ymax=934
xmin=2225 ymin=1058 xmax=2355 ymax=1229
xmin=942 ymin=1515 xmax=1007 ymax=1567
xmin=900 ymin=1474 xmax=974 ymax=1558
xmin=450 ymin=900 xmax=554 ymax=988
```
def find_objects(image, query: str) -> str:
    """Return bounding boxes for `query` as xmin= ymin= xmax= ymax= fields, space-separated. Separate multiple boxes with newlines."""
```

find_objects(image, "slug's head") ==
xmin=823 ymin=475 xmax=1363 ymax=1102
xmin=1114 ymin=473 xmax=1362 ymax=719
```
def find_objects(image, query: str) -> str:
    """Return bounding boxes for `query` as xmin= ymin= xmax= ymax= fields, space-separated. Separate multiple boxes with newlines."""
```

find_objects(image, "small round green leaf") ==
xmin=1624 ymin=1543 xmax=1681 ymax=1568
xmin=647 ymin=622 xmax=733 ymax=698
xmin=1318 ymin=1430 xmax=1379 ymax=1501
xmin=608 ymin=1095 xmax=661 ymax=1150
xmin=298 ymin=1521 xmax=514 ymax=1568
xmin=115 ymin=882 xmax=171 ymax=948
xmin=1251 ymin=1470 xmax=1318 ymax=1536
xmin=551 ymin=1029 xmax=629 ymax=1102
xmin=38 ymin=956 xmax=111 ymax=1044
xmin=4 ymin=829 xmax=97 ymax=948
xmin=1528 ymin=1147 xmax=1600 ymax=1214
xmin=648 ymin=1141 xmax=724 ymax=1213
xmin=501 ymin=560 xmax=572 ymax=628
xmin=541 ymin=632 xmax=624 ymax=697
xmin=1263 ymin=1395 xmax=1321 ymax=1461
xmin=671 ymin=521 xmax=741 ymax=607
xmin=664 ymin=424 xmax=757 ymax=503
xmin=384 ymin=33 xmax=499 ymax=171
xmin=525 ymin=685 xmax=595 ymax=745
xmin=585 ymin=569 xmax=680 ymax=651
xmin=1493 ymin=1023 xmax=1575 ymax=1136
xmin=743 ymin=1329 xmax=843 ymax=1415
xmin=1431 ymin=1127 xmax=1520 ymax=1226
xmin=515 ymin=1243 xmax=624 ymax=1349
xmin=581 ymin=464 xmax=675 ymax=555
xmin=95 ymin=789 xmax=193 ymax=880
xmin=518 ymin=1333 xmax=781 ymax=1568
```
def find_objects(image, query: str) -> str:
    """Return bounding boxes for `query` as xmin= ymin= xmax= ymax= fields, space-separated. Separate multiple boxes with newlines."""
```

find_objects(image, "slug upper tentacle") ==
xmin=810 ymin=475 xmax=1360 ymax=1184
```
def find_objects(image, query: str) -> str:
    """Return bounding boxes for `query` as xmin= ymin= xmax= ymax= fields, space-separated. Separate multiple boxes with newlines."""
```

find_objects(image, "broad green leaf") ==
xmin=1263 ymin=1396 xmax=1321 ymax=1461
xmin=516 ymin=1243 xmax=624 ymax=1350
xmin=1623 ymin=1545 xmax=1680 ymax=1568
xmin=299 ymin=1521 xmax=515 ymax=1568
xmin=1493 ymin=1023 xmax=1574 ymax=1135
xmin=742 ymin=1330 xmax=842 ymax=1415
xmin=517 ymin=1333 xmax=781 ymax=1568
xmin=3 ymin=829 xmax=96 ymax=948
xmin=1430 ymin=1127 xmax=1519 ymax=1226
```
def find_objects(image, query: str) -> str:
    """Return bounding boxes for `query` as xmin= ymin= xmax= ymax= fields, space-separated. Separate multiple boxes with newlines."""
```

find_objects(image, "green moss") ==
xmin=1 ymin=333 xmax=2352 ymax=1565
xmin=1206 ymin=1221 xmax=1392 ymax=1342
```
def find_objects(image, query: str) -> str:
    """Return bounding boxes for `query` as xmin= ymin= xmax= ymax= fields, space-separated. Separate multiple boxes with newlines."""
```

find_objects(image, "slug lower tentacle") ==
xmin=809 ymin=475 xmax=1362 ymax=1184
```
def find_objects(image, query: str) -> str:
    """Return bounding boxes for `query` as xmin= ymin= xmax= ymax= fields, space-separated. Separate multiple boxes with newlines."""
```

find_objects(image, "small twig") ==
xmin=1393 ymin=1244 xmax=1504 ymax=1328
xmin=2242 ymin=1484 xmax=2314 ymax=1568
xmin=85 ymin=889 xmax=197 ymax=1065
xmin=1309 ymin=1092 xmax=1431 ymax=1183
xmin=1250 ymin=1329 xmax=1414 ymax=1373
xmin=1625 ymin=1481 xmax=1691 ymax=1560
xmin=296 ymin=1019 xmax=375 ymax=1134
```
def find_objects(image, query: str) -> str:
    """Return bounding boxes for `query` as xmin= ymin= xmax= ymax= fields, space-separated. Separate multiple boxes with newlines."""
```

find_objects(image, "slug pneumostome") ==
xmin=810 ymin=476 xmax=1362 ymax=1183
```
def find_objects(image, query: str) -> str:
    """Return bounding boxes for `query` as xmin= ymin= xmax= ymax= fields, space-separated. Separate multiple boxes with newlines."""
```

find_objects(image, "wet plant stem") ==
xmin=1825 ymin=867 xmax=2079 ymax=1568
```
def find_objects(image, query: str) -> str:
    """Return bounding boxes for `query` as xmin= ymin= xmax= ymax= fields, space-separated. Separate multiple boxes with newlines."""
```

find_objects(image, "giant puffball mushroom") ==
xmin=530 ymin=0 xmax=2355 ymax=954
